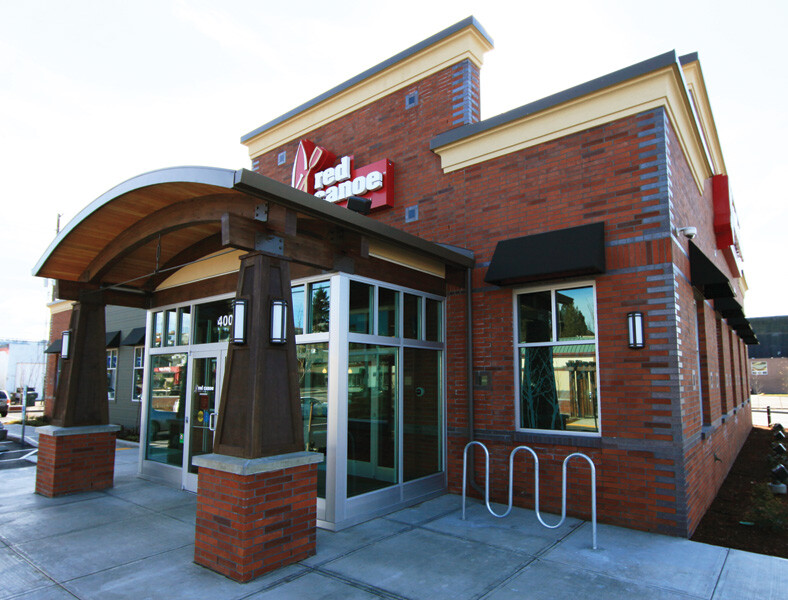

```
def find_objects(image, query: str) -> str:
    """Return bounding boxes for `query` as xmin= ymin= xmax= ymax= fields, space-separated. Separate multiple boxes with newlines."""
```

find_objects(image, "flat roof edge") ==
xmin=431 ymin=50 xmax=679 ymax=151
xmin=240 ymin=16 xmax=493 ymax=145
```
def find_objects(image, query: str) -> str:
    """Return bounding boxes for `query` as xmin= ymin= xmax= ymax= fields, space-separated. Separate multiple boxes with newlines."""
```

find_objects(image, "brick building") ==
xmin=37 ymin=17 xmax=755 ymax=540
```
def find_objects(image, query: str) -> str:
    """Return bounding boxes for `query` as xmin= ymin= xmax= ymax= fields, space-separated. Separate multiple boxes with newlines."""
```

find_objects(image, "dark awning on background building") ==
xmin=690 ymin=246 xmax=759 ymax=345
xmin=484 ymin=222 xmax=605 ymax=286
xmin=714 ymin=297 xmax=744 ymax=320
xmin=689 ymin=242 xmax=735 ymax=299
xmin=106 ymin=331 xmax=121 ymax=348
xmin=44 ymin=339 xmax=62 ymax=354
xmin=121 ymin=327 xmax=146 ymax=347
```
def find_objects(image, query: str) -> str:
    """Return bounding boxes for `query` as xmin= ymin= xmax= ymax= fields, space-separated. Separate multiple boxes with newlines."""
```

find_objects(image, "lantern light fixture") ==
xmin=270 ymin=299 xmax=287 ymax=345
xmin=61 ymin=330 xmax=72 ymax=360
xmin=231 ymin=298 xmax=248 ymax=345
xmin=627 ymin=311 xmax=645 ymax=349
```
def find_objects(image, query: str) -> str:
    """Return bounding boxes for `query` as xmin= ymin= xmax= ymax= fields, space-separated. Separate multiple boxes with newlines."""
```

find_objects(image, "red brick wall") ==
xmin=665 ymin=116 xmax=752 ymax=534
xmin=251 ymin=60 xmax=751 ymax=536
xmin=195 ymin=464 xmax=317 ymax=582
xmin=36 ymin=431 xmax=117 ymax=497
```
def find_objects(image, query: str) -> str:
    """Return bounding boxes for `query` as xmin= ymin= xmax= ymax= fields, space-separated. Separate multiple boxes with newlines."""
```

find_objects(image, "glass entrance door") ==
xmin=182 ymin=350 xmax=225 ymax=491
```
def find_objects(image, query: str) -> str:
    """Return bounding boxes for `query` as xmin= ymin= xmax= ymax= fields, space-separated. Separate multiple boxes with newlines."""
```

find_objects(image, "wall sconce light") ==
xmin=231 ymin=299 xmax=248 ymax=344
xmin=627 ymin=311 xmax=645 ymax=349
xmin=60 ymin=330 xmax=72 ymax=360
xmin=270 ymin=299 xmax=287 ymax=345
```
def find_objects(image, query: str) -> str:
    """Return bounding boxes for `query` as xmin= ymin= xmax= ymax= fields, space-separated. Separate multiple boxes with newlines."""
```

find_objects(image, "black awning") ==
xmin=743 ymin=335 xmax=759 ymax=345
xmin=485 ymin=222 xmax=605 ymax=286
xmin=45 ymin=339 xmax=62 ymax=354
xmin=689 ymin=242 xmax=735 ymax=299
xmin=121 ymin=327 xmax=146 ymax=346
xmin=106 ymin=331 xmax=121 ymax=348
xmin=714 ymin=297 xmax=744 ymax=320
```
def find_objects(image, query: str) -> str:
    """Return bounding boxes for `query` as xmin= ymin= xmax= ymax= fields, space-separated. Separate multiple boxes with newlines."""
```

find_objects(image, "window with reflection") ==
xmin=347 ymin=343 xmax=398 ymax=496
xmin=349 ymin=281 xmax=373 ymax=334
xmin=403 ymin=348 xmax=442 ymax=481
xmin=309 ymin=281 xmax=330 ymax=333
xmin=515 ymin=284 xmax=598 ymax=433
xmin=403 ymin=293 xmax=421 ymax=339
xmin=132 ymin=347 xmax=144 ymax=401
xmin=292 ymin=285 xmax=305 ymax=335
xmin=145 ymin=353 xmax=188 ymax=466
xmin=194 ymin=299 xmax=234 ymax=344
xmin=298 ymin=343 xmax=328 ymax=499
xmin=377 ymin=288 xmax=399 ymax=337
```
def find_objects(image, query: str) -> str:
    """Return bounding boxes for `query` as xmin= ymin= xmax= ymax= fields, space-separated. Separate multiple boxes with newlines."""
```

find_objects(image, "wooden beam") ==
xmin=55 ymin=280 xmax=150 ymax=309
xmin=220 ymin=213 xmax=267 ymax=251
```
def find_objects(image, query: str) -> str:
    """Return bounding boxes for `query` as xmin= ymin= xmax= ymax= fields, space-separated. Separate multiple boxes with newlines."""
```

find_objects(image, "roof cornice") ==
xmin=240 ymin=17 xmax=493 ymax=160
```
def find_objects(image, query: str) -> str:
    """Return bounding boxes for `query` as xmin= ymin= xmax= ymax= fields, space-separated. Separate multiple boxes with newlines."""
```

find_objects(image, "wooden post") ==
xmin=213 ymin=251 xmax=304 ymax=459
xmin=51 ymin=292 xmax=108 ymax=428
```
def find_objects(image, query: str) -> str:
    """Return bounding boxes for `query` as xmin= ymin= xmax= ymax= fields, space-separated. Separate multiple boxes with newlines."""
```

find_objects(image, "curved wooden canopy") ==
xmin=34 ymin=166 xmax=474 ymax=306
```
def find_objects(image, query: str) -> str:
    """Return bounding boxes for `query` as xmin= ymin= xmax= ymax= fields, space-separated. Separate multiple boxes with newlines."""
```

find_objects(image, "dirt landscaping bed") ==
xmin=691 ymin=425 xmax=788 ymax=559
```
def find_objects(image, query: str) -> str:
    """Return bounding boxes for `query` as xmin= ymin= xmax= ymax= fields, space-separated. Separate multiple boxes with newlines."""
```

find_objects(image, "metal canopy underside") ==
xmin=34 ymin=167 xmax=474 ymax=300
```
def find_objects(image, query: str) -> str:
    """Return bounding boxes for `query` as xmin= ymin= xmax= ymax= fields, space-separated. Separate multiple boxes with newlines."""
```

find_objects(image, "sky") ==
xmin=1 ymin=0 xmax=786 ymax=341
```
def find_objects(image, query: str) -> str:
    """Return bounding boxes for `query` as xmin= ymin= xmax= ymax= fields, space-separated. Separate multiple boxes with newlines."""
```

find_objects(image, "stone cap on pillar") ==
xmin=193 ymin=451 xmax=323 ymax=476
xmin=37 ymin=424 xmax=121 ymax=437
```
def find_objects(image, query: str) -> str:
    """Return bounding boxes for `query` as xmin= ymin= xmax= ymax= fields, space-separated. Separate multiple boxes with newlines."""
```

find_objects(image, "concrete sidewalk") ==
xmin=1 ymin=441 xmax=786 ymax=599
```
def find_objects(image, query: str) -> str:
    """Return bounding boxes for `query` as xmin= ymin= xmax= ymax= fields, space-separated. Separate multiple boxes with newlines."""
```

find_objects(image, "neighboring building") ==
xmin=36 ymin=18 xmax=755 ymax=537
xmin=0 ymin=339 xmax=46 ymax=399
xmin=749 ymin=316 xmax=788 ymax=394
xmin=44 ymin=301 xmax=146 ymax=429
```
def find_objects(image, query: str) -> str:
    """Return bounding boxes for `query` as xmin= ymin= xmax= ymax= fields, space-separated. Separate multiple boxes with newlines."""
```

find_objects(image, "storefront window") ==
xmin=132 ymin=346 xmax=144 ymax=401
xmin=106 ymin=349 xmax=117 ymax=401
xmin=516 ymin=284 xmax=599 ymax=433
xmin=378 ymin=288 xmax=399 ymax=337
xmin=425 ymin=298 xmax=441 ymax=342
xmin=178 ymin=307 xmax=191 ymax=345
xmin=145 ymin=353 xmax=187 ymax=466
xmin=292 ymin=285 xmax=305 ymax=335
xmin=309 ymin=281 xmax=330 ymax=333
xmin=403 ymin=293 xmax=421 ymax=339
xmin=403 ymin=348 xmax=442 ymax=481
xmin=349 ymin=281 xmax=373 ymax=334
xmin=152 ymin=311 xmax=164 ymax=348
xmin=193 ymin=299 xmax=233 ymax=344
xmin=347 ymin=343 xmax=398 ymax=497
xmin=164 ymin=309 xmax=177 ymax=346
xmin=298 ymin=343 xmax=328 ymax=499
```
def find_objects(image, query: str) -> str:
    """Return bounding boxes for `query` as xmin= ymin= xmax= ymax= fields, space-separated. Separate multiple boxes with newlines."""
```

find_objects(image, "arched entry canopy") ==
xmin=35 ymin=165 xmax=473 ymax=457
xmin=34 ymin=166 xmax=474 ymax=307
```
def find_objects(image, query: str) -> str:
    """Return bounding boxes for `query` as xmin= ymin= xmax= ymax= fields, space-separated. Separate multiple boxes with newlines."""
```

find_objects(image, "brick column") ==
xmin=35 ymin=425 xmax=120 ymax=497
xmin=193 ymin=451 xmax=323 ymax=582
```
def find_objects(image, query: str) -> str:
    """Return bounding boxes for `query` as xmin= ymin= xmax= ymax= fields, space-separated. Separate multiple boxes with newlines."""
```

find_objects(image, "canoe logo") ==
xmin=290 ymin=139 xmax=393 ymax=211
xmin=291 ymin=140 xmax=335 ymax=195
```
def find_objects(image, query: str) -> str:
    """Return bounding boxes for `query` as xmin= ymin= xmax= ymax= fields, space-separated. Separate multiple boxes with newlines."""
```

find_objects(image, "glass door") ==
xmin=183 ymin=350 xmax=225 ymax=491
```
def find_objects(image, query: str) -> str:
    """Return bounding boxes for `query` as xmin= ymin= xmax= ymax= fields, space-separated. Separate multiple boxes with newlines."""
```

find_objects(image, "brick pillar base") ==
xmin=35 ymin=425 xmax=120 ymax=497
xmin=193 ymin=451 xmax=324 ymax=583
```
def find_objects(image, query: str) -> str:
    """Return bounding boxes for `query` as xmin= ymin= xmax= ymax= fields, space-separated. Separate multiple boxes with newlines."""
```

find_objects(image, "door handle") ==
xmin=208 ymin=411 xmax=217 ymax=432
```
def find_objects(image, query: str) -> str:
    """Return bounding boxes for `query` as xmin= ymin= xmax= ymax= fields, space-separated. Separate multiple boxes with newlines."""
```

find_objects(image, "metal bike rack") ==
xmin=462 ymin=441 xmax=597 ymax=549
